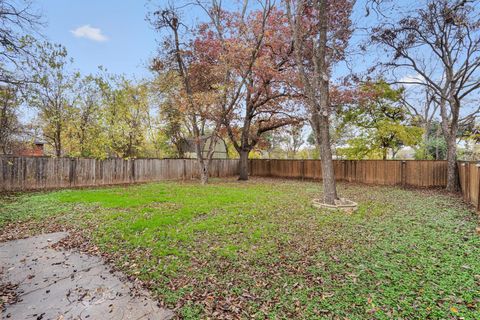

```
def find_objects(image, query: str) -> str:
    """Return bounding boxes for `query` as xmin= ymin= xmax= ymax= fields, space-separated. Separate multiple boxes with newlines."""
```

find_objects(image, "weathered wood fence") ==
xmin=0 ymin=156 xmax=239 ymax=191
xmin=1 ymin=156 xmax=479 ymax=211
xmin=458 ymin=161 xmax=480 ymax=211
xmin=249 ymin=159 xmax=448 ymax=187
xmin=250 ymin=159 xmax=480 ymax=211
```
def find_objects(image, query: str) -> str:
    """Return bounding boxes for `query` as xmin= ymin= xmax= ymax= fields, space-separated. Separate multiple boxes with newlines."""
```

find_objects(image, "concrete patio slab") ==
xmin=0 ymin=232 xmax=174 ymax=320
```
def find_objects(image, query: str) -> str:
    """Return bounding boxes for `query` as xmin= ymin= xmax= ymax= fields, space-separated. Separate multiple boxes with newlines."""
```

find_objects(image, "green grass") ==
xmin=1 ymin=178 xmax=479 ymax=319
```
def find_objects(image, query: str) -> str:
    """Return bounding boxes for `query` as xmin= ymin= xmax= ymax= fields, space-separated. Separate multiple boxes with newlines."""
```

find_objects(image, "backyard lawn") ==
xmin=1 ymin=178 xmax=479 ymax=319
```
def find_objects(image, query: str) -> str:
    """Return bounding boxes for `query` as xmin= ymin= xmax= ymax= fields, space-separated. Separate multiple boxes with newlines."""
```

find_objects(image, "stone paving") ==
xmin=0 ymin=232 xmax=174 ymax=320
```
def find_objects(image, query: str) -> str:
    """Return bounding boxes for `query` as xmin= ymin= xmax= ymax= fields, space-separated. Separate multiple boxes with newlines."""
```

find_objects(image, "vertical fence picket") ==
xmin=476 ymin=164 xmax=480 ymax=211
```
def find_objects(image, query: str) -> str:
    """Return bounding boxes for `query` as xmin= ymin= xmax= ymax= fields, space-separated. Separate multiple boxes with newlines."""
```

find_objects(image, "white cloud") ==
xmin=399 ymin=74 xmax=426 ymax=87
xmin=71 ymin=25 xmax=108 ymax=42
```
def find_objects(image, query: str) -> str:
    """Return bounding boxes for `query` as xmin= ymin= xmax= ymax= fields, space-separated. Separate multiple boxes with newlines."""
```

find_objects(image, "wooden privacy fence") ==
xmin=458 ymin=161 xmax=480 ymax=211
xmin=0 ymin=156 xmax=240 ymax=191
xmin=249 ymin=159 xmax=448 ymax=187
xmin=1 ymin=156 xmax=479 ymax=211
xmin=250 ymin=159 xmax=480 ymax=211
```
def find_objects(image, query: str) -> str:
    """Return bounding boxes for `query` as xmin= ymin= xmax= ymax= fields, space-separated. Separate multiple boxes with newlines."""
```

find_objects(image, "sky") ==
xmin=34 ymin=0 xmax=477 ymax=121
xmin=37 ymin=0 xmax=379 ymax=80
xmin=39 ymin=0 xmax=161 ymax=78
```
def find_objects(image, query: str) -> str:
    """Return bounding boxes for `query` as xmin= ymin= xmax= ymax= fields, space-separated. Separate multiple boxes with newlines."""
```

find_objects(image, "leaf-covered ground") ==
xmin=1 ymin=178 xmax=479 ymax=319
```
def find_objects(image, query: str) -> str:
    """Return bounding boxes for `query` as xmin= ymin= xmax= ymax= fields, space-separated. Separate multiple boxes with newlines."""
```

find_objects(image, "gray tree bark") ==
xmin=238 ymin=149 xmax=250 ymax=181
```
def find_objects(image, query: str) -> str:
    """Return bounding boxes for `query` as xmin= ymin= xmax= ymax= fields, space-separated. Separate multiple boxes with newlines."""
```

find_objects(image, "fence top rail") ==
xmin=250 ymin=159 xmax=449 ymax=162
xmin=0 ymin=156 xmax=239 ymax=161
xmin=0 ymin=156 xmax=463 ymax=163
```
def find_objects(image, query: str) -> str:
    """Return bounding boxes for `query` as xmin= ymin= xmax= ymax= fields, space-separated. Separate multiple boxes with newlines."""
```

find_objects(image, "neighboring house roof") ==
xmin=33 ymin=139 xmax=46 ymax=145
xmin=179 ymin=136 xmax=223 ymax=152
xmin=180 ymin=136 xmax=228 ymax=158
xmin=10 ymin=141 xmax=45 ymax=157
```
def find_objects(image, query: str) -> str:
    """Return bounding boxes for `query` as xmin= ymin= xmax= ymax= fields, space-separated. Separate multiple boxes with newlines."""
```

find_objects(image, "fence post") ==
xmin=476 ymin=164 xmax=480 ymax=212
xmin=268 ymin=159 xmax=272 ymax=177
xmin=131 ymin=159 xmax=135 ymax=183
xmin=183 ymin=159 xmax=187 ymax=180
xmin=459 ymin=162 xmax=465 ymax=199
xmin=301 ymin=160 xmax=305 ymax=180
xmin=464 ymin=163 xmax=470 ymax=202
xmin=401 ymin=161 xmax=407 ymax=188
xmin=69 ymin=158 xmax=76 ymax=187
xmin=348 ymin=161 xmax=353 ymax=182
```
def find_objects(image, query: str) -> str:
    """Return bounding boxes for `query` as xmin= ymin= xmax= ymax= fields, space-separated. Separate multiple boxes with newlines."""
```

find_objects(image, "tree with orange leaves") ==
xmin=150 ymin=6 xmax=224 ymax=184
xmin=193 ymin=0 xmax=303 ymax=180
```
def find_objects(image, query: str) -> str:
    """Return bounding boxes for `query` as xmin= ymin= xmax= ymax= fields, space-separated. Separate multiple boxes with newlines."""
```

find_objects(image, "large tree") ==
xmin=64 ymin=75 xmax=105 ymax=157
xmin=194 ymin=1 xmax=301 ymax=180
xmin=0 ymin=0 xmax=42 ymax=86
xmin=285 ymin=0 xmax=354 ymax=204
xmin=371 ymin=0 xmax=480 ymax=191
xmin=101 ymin=77 xmax=150 ymax=158
xmin=337 ymin=81 xmax=423 ymax=159
xmin=27 ymin=42 xmax=78 ymax=157
xmin=151 ymin=6 xmax=224 ymax=184
xmin=153 ymin=71 xmax=189 ymax=158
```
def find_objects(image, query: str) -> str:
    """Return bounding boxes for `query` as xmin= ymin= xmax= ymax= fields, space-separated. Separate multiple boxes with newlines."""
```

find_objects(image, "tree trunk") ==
xmin=199 ymin=159 xmax=209 ymax=185
xmin=445 ymin=134 xmax=458 ymax=192
xmin=175 ymin=142 xmax=185 ymax=158
xmin=55 ymin=122 xmax=62 ymax=157
xmin=286 ymin=0 xmax=338 ymax=204
xmin=238 ymin=149 xmax=249 ymax=181
xmin=440 ymin=96 xmax=460 ymax=192
xmin=316 ymin=0 xmax=338 ymax=205
xmin=55 ymin=136 xmax=61 ymax=157
xmin=313 ymin=113 xmax=338 ymax=204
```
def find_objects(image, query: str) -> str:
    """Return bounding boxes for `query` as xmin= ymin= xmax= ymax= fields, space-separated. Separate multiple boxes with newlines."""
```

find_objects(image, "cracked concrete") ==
xmin=0 ymin=232 xmax=174 ymax=320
